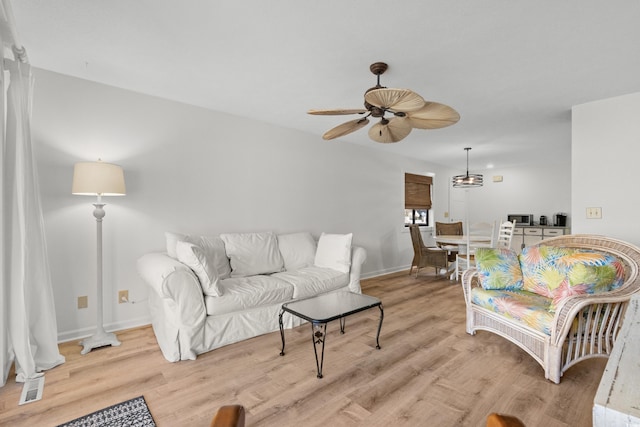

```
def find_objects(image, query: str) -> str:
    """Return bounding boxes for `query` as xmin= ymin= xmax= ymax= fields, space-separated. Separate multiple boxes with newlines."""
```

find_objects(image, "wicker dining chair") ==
xmin=408 ymin=225 xmax=448 ymax=277
xmin=435 ymin=221 xmax=463 ymax=261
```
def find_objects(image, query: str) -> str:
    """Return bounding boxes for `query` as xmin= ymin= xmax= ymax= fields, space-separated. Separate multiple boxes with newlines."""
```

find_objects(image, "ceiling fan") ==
xmin=308 ymin=62 xmax=460 ymax=143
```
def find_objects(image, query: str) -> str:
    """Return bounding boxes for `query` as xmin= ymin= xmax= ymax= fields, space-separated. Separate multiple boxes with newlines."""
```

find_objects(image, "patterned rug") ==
xmin=57 ymin=396 xmax=156 ymax=427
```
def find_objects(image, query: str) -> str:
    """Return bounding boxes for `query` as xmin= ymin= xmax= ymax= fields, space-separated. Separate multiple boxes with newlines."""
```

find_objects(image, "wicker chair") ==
xmin=435 ymin=221 xmax=463 ymax=262
xmin=462 ymin=234 xmax=640 ymax=383
xmin=408 ymin=225 xmax=448 ymax=277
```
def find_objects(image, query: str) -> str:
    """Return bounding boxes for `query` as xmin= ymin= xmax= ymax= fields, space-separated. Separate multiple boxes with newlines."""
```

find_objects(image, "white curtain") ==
xmin=1 ymin=2 xmax=65 ymax=386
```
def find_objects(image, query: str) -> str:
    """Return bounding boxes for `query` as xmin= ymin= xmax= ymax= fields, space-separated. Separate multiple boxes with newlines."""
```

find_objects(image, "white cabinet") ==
xmin=511 ymin=227 xmax=569 ymax=254
xmin=511 ymin=227 xmax=524 ymax=252
xmin=543 ymin=228 xmax=564 ymax=239
xmin=523 ymin=228 xmax=543 ymax=248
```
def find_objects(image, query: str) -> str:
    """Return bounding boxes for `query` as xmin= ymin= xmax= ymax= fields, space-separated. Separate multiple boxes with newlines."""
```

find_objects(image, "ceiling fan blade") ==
xmin=368 ymin=117 xmax=412 ymax=143
xmin=322 ymin=118 xmax=370 ymax=140
xmin=407 ymin=102 xmax=461 ymax=129
xmin=308 ymin=108 xmax=368 ymax=116
xmin=364 ymin=88 xmax=425 ymax=112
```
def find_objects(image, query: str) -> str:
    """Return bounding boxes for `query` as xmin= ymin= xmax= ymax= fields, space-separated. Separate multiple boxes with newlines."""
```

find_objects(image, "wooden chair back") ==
xmin=211 ymin=405 xmax=245 ymax=427
xmin=496 ymin=220 xmax=516 ymax=248
xmin=435 ymin=221 xmax=463 ymax=236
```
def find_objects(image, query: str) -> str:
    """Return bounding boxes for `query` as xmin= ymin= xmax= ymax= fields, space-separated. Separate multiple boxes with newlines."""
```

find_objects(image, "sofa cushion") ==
xmin=271 ymin=266 xmax=349 ymax=299
xmin=519 ymin=246 xmax=625 ymax=308
xmin=220 ymin=232 xmax=284 ymax=277
xmin=175 ymin=241 xmax=222 ymax=297
xmin=204 ymin=275 xmax=294 ymax=316
xmin=277 ymin=232 xmax=317 ymax=271
xmin=165 ymin=232 xmax=232 ymax=279
xmin=475 ymin=247 xmax=524 ymax=291
xmin=470 ymin=287 xmax=555 ymax=335
xmin=314 ymin=233 xmax=352 ymax=274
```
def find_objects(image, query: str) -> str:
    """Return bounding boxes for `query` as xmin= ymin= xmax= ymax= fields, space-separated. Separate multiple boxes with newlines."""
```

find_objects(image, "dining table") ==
xmin=434 ymin=234 xmax=492 ymax=280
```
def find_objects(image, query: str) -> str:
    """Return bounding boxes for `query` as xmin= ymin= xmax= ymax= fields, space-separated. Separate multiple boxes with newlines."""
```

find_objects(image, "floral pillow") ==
xmin=474 ymin=247 xmax=524 ymax=291
xmin=519 ymin=245 xmax=625 ymax=309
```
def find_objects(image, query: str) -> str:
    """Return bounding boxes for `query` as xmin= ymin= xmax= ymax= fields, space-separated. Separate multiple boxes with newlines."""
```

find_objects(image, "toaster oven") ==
xmin=507 ymin=214 xmax=534 ymax=226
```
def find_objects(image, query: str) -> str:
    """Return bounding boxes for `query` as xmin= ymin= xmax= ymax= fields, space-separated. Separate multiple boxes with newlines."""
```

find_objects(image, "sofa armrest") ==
xmin=461 ymin=268 xmax=480 ymax=306
xmin=137 ymin=253 xmax=207 ymax=360
xmin=137 ymin=253 xmax=194 ymax=298
xmin=347 ymin=246 xmax=367 ymax=293
xmin=550 ymin=291 xmax=635 ymax=346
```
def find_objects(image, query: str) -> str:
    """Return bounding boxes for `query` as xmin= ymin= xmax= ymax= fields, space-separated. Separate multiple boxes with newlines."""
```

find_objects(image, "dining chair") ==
xmin=496 ymin=220 xmax=517 ymax=248
xmin=408 ymin=225 xmax=448 ymax=277
xmin=455 ymin=221 xmax=495 ymax=280
xmin=435 ymin=221 xmax=463 ymax=262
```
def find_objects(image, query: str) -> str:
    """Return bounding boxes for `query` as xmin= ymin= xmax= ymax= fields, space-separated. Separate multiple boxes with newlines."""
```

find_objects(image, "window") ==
xmin=404 ymin=173 xmax=432 ymax=226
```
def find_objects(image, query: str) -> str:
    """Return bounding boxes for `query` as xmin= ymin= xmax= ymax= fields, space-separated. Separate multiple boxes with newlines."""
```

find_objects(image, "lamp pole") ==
xmin=80 ymin=199 xmax=121 ymax=354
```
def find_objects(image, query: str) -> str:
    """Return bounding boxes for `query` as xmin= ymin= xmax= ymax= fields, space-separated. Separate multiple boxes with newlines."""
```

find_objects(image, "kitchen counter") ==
xmin=516 ymin=225 xmax=570 ymax=229
xmin=510 ymin=225 xmax=571 ymax=254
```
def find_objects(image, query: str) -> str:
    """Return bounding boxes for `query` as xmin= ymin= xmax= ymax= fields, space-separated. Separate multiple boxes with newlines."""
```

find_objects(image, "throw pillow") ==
xmin=165 ymin=232 xmax=232 ymax=279
xmin=220 ymin=232 xmax=285 ymax=277
xmin=314 ymin=233 xmax=352 ymax=274
xmin=474 ymin=247 xmax=524 ymax=290
xmin=190 ymin=235 xmax=232 ymax=279
xmin=277 ymin=232 xmax=317 ymax=271
xmin=165 ymin=231 xmax=187 ymax=259
xmin=175 ymin=241 xmax=222 ymax=297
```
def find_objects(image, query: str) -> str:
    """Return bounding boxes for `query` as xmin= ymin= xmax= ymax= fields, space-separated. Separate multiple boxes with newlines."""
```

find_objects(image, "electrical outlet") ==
xmin=78 ymin=296 xmax=88 ymax=309
xmin=586 ymin=207 xmax=602 ymax=219
xmin=118 ymin=290 xmax=128 ymax=304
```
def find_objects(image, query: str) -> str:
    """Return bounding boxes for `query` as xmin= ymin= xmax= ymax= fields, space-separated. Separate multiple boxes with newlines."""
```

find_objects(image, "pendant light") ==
xmin=452 ymin=147 xmax=483 ymax=188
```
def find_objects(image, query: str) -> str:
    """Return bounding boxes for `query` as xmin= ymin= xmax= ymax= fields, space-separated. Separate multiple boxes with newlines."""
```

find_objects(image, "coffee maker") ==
xmin=539 ymin=215 xmax=547 ymax=226
xmin=554 ymin=213 xmax=567 ymax=227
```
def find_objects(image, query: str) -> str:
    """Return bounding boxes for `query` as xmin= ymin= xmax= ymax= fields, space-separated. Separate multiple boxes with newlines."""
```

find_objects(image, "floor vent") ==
xmin=19 ymin=376 xmax=45 ymax=405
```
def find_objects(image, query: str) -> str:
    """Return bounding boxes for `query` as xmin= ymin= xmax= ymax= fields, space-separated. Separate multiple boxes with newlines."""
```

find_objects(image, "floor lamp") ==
xmin=72 ymin=160 xmax=126 ymax=354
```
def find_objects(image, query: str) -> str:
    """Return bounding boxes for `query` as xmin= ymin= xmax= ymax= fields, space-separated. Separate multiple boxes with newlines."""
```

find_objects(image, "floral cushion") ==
xmin=470 ymin=288 xmax=555 ymax=335
xmin=474 ymin=247 xmax=524 ymax=291
xmin=519 ymin=246 xmax=625 ymax=309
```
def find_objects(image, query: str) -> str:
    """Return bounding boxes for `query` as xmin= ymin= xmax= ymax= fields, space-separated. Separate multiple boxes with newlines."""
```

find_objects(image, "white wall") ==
xmin=447 ymin=163 xmax=572 ymax=227
xmin=31 ymin=69 xmax=459 ymax=340
xmin=572 ymin=92 xmax=640 ymax=246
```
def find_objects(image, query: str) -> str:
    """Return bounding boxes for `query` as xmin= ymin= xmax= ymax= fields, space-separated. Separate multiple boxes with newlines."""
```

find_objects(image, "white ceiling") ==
xmin=11 ymin=1 xmax=640 ymax=170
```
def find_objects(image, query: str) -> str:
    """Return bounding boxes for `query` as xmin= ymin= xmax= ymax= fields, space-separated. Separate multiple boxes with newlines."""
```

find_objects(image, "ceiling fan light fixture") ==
xmin=309 ymin=62 xmax=459 ymax=143
xmin=452 ymin=147 xmax=483 ymax=188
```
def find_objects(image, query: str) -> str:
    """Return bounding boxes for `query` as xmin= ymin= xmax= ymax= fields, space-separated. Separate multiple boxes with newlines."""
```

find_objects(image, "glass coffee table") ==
xmin=279 ymin=291 xmax=383 ymax=378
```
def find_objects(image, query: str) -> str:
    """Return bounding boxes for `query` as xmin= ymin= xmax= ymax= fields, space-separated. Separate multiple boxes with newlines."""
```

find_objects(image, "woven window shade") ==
xmin=405 ymin=173 xmax=432 ymax=209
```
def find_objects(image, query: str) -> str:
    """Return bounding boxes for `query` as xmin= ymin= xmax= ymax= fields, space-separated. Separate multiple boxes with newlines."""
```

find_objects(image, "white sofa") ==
xmin=137 ymin=231 xmax=366 ymax=362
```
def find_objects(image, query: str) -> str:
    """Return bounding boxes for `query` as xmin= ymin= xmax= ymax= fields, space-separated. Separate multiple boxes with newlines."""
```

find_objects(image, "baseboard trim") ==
xmin=361 ymin=265 xmax=410 ymax=280
xmin=58 ymin=316 xmax=152 ymax=343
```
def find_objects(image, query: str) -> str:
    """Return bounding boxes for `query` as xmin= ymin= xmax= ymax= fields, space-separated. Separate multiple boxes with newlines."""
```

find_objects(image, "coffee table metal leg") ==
xmin=311 ymin=322 xmax=327 ymax=378
xmin=279 ymin=308 xmax=286 ymax=356
xmin=340 ymin=317 xmax=346 ymax=334
xmin=375 ymin=305 xmax=384 ymax=350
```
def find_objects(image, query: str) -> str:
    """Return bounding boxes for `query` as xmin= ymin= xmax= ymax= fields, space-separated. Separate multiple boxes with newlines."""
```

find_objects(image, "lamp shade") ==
xmin=72 ymin=161 xmax=126 ymax=196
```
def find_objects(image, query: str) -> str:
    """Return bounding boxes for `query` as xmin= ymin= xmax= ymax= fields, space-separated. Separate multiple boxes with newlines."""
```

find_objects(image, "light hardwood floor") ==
xmin=0 ymin=271 xmax=606 ymax=427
